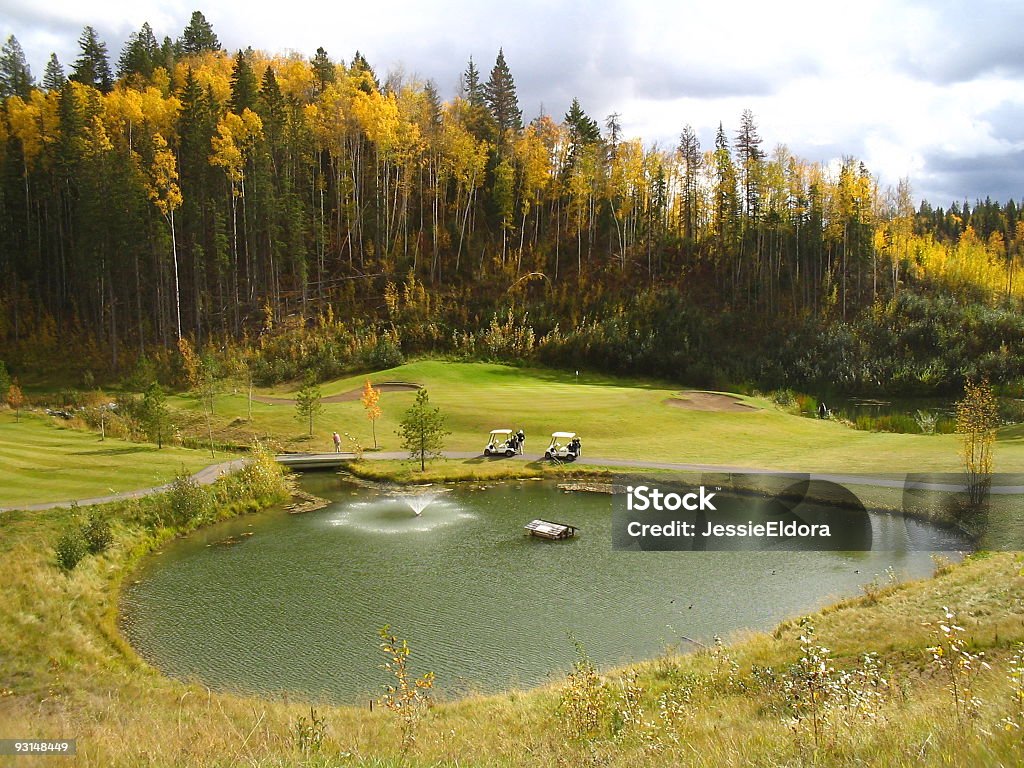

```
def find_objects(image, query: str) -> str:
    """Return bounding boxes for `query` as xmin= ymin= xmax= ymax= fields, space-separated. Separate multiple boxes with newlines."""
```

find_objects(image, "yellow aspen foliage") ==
xmin=145 ymin=133 xmax=182 ymax=217
xmin=360 ymin=379 xmax=382 ymax=449
xmin=275 ymin=53 xmax=314 ymax=101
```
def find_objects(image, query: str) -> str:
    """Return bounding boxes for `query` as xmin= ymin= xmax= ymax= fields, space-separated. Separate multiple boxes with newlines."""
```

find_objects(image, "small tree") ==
xmin=140 ymin=381 xmax=170 ymax=448
xmin=295 ymin=377 xmax=323 ymax=437
xmin=178 ymin=338 xmax=218 ymax=457
xmin=378 ymin=625 xmax=434 ymax=751
xmin=7 ymin=381 xmax=24 ymax=421
xmin=397 ymin=389 xmax=450 ymax=471
xmin=361 ymin=380 xmax=382 ymax=449
xmin=955 ymin=378 xmax=998 ymax=513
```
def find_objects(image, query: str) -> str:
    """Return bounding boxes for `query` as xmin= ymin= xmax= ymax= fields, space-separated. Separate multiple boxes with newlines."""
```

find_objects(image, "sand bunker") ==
xmin=252 ymin=382 xmax=421 ymax=406
xmin=665 ymin=391 xmax=759 ymax=413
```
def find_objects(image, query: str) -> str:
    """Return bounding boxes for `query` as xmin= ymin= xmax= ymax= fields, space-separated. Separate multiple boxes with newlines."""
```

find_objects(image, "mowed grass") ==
xmin=179 ymin=360 xmax=1024 ymax=473
xmin=0 ymin=411 xmax=213 ymax=508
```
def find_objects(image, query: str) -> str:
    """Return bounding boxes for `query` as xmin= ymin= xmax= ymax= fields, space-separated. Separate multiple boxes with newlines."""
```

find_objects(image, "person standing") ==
xmin=332 ymin=431 xmax=342 ymax=452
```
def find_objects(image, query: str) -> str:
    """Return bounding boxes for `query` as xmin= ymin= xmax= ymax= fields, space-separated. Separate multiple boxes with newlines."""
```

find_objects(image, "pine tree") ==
xmin=350 ymin=50 xmax=378 ymax=93
xmin=460 ymin=56 xmax=493 ymax=141
xmin=678 ymin=124 xmax=701 ymax=242
xmin=229 ymin=50 xmax=258 ymax=114
xmin=564 ymin=98 xmax=600 ymax=145
xmin=178 ymin=11 xmax=220 ymax=55
xmin=735 ymin=109 xmax=764 ymax=220
xmin=483 ymin=48 xmax=522 ymax=141
xmin=461 ymin=56 xmax=485 ymax=108
xmin=43 ymin=53 xmax=65 ymax=91
xmin=0 ymin=35 xmax=33 ymax=98
xmin=310 ymin=46 xmax=335 ymax=94
xmin=70 ymin=26 xmax=114 ymax=93
xmin=118 ymin=22 xmax=159 ymax=81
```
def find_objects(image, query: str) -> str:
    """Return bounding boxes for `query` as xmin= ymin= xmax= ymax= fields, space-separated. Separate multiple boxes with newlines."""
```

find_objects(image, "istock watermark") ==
xmin=609 ymin=472 xmax=1024 ymax=552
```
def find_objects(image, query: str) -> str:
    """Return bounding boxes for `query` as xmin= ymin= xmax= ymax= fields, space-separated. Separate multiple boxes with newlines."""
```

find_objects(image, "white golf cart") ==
xmin=544 ymin=432 xmax=581 ymax=461
xmin=483 ymin=429 xmax=522 ymax=457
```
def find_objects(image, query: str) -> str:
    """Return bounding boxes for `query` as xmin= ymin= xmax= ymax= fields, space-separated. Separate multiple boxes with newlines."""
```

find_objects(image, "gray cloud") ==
xmin=892 ymin=1 xmax=1024 ymax=84
xmin=918 ymin=150 xmax=1024 ymax=203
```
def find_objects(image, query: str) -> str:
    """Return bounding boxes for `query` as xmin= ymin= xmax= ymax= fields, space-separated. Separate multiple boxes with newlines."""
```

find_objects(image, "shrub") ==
xmin=55 ymin=527 xmax=87 ymax=572
xmin=82 ymin=511 xmax=113 ymax=554
xmin=167 ymin=472 xmax=209 ymax=527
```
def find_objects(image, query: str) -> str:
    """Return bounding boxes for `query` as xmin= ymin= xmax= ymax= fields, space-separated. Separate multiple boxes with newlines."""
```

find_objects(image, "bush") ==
xmin=55 ymin=527 xmax=87 ymax=571
xmin=82 ymin=511 xmax=113 ymax=554
xmin=167 ymin=473 xmax=209 ymax=527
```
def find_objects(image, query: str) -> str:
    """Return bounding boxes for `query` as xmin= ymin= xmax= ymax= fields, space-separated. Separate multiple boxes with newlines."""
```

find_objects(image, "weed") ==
xmin=292 ymin=706 xmax=327 ymax=756
xmin=378 ymin=625 xmax=434 ymax=751
xmin=926 ymin=606 xmax=990 ymax=729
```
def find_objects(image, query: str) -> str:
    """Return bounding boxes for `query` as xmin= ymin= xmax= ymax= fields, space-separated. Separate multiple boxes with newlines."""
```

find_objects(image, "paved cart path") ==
xmin=4 ymin=451 xmax=1021 ymax=513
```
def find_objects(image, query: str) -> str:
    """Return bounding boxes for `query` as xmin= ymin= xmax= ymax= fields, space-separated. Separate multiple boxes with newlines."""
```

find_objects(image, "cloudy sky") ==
xmin=3 ymin=0 xmax=1022 ymax=206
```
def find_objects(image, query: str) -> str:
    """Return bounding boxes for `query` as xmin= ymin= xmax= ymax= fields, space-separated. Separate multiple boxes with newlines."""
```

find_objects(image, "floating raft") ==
xmin=525 ymin=519 xmax=578 ymax=540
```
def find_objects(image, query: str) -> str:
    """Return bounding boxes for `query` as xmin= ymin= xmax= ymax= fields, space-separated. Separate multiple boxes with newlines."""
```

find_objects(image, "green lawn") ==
xmin=184 ymin=360 xmax=1024 ymax=474
xmin=0 ymin=411 xmax=213 ymax=508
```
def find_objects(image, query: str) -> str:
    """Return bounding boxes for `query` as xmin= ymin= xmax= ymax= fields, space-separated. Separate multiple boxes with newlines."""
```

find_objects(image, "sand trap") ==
xmin=252 ymin=381 xmax=421 ymax=406
xmin=665 ymin=391 xmax=759 ymax=413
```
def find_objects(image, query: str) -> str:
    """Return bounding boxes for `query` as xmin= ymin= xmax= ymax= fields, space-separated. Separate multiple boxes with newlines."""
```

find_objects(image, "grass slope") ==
xmin=178 ymin=360 xmax=1024 ymax=473
xmin=0 ymin=412 xmax=212 ymax=508
xmin=1 ymin=488 xmax=1022 ymax=767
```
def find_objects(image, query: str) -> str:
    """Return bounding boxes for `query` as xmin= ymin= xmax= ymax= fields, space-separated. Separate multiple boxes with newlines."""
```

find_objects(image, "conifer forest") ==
xmin=1 ymin=13 xmax=1023 ymax=395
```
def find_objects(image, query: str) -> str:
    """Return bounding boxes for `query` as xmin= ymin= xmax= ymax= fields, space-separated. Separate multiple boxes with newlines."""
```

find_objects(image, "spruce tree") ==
xmin=118 ymin=22 xmax=159 ymax=80
xmin=678 ymin=124 xmax=701 ymax=242
xmin=350 ymin=51 xmax=378 ymax=93
xmin=564 ymin=98 xmax=600 ymax=145
xmin=70 ymin=26 xmax=114 ymax=93
xmin=483 ymin=48 xmax=522 ymax=138
xmin=310 ymin=46 xmax=335 ymax=94
xmin=0 ymin=35 xmax=33 ymax=98
xmin=229 ymin=50 xmax=258 ymax=113
xmin=43 ymin=53 xmax=66 ymax=91
xmin=178 ymin=11 xmax=220 ymax=55
xmin=735 ymin=109 xmax=764 ymax=220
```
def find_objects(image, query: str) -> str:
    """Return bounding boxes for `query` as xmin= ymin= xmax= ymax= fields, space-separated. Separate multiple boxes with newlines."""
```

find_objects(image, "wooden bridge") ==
xmin=275 ymin=453 xmax=357 ymax=470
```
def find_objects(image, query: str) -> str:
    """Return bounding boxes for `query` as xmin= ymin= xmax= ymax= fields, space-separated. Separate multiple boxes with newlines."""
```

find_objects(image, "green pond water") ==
xmin=121 ymin=475 xmax=967 ymax=703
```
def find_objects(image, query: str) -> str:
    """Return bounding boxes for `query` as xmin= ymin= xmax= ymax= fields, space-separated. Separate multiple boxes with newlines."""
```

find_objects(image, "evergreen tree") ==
xmin=678 ymin=124 xmax=701 ymax=242
xmin=178 ymin=10 xmax=220 ymax=55
xmin=70 ymin=26 xmax=114 ymax=93
xmin=0 ymin=35 xmax=33 ymax=98
xmin=42 ymin=53 xmax=66 ymax=91
xmin=461 ymin=56 xmax=485 ymax=108
xmin=460 ymin=56 xmax=493 ymax=140
xmin=735 ymin=109 xmax=764 ymax=220
xmin=564 ymin=98 xmax=600 ymax=145
xmin=483 ymin=48 xmax=522 ymax=139
xmin=229 ymin=50 xmax=258 ymax=113
xmin=158 ymin=36 xmax=177 ymax=72
xmin=350 ymin=50 xmax=378 ymax=93
xmin=118 ymin=22 xmax=159 ymax=80
xmin=310 ymin=46 xmax=335 ymax=94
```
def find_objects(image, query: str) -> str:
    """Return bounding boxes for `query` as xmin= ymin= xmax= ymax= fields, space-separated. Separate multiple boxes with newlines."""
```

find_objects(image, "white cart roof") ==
xmin=551 ymin=431 xmax=576 ymax=439
xmin=489 ymin=429 xmax=513 ymax=435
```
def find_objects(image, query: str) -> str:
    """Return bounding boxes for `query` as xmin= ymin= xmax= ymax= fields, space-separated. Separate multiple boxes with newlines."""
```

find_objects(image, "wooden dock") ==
xmin=525 ymin=519 xmax=578 ymax=540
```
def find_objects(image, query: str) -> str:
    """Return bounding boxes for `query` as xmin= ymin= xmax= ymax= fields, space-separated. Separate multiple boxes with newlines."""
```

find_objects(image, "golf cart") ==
xmin=484 ymin=429 xmax=523 ymax=457
xmin=544 ymin=432 xmax=581 ymax=461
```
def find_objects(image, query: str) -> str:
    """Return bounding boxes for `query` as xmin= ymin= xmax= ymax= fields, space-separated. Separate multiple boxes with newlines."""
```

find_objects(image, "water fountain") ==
xmin=327 ymin=488 xmax=469 ymax=533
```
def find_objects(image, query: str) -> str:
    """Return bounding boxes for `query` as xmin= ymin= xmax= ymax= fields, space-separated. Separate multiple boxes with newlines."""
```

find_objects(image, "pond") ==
xmin=121 ymin=475 xmax=967 ymax=703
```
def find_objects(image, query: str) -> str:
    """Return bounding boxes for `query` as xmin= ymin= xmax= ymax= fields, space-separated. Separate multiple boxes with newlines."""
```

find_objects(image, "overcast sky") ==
xmin=3 ymin=0 xmax=1023 ymax=207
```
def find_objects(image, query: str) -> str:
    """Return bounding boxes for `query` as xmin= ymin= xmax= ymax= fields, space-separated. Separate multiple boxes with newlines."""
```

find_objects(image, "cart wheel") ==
xmin=505 ymin=449 xmax=514 ymax=457
xmin=484 ymin=448 xmax=491 ymax=456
